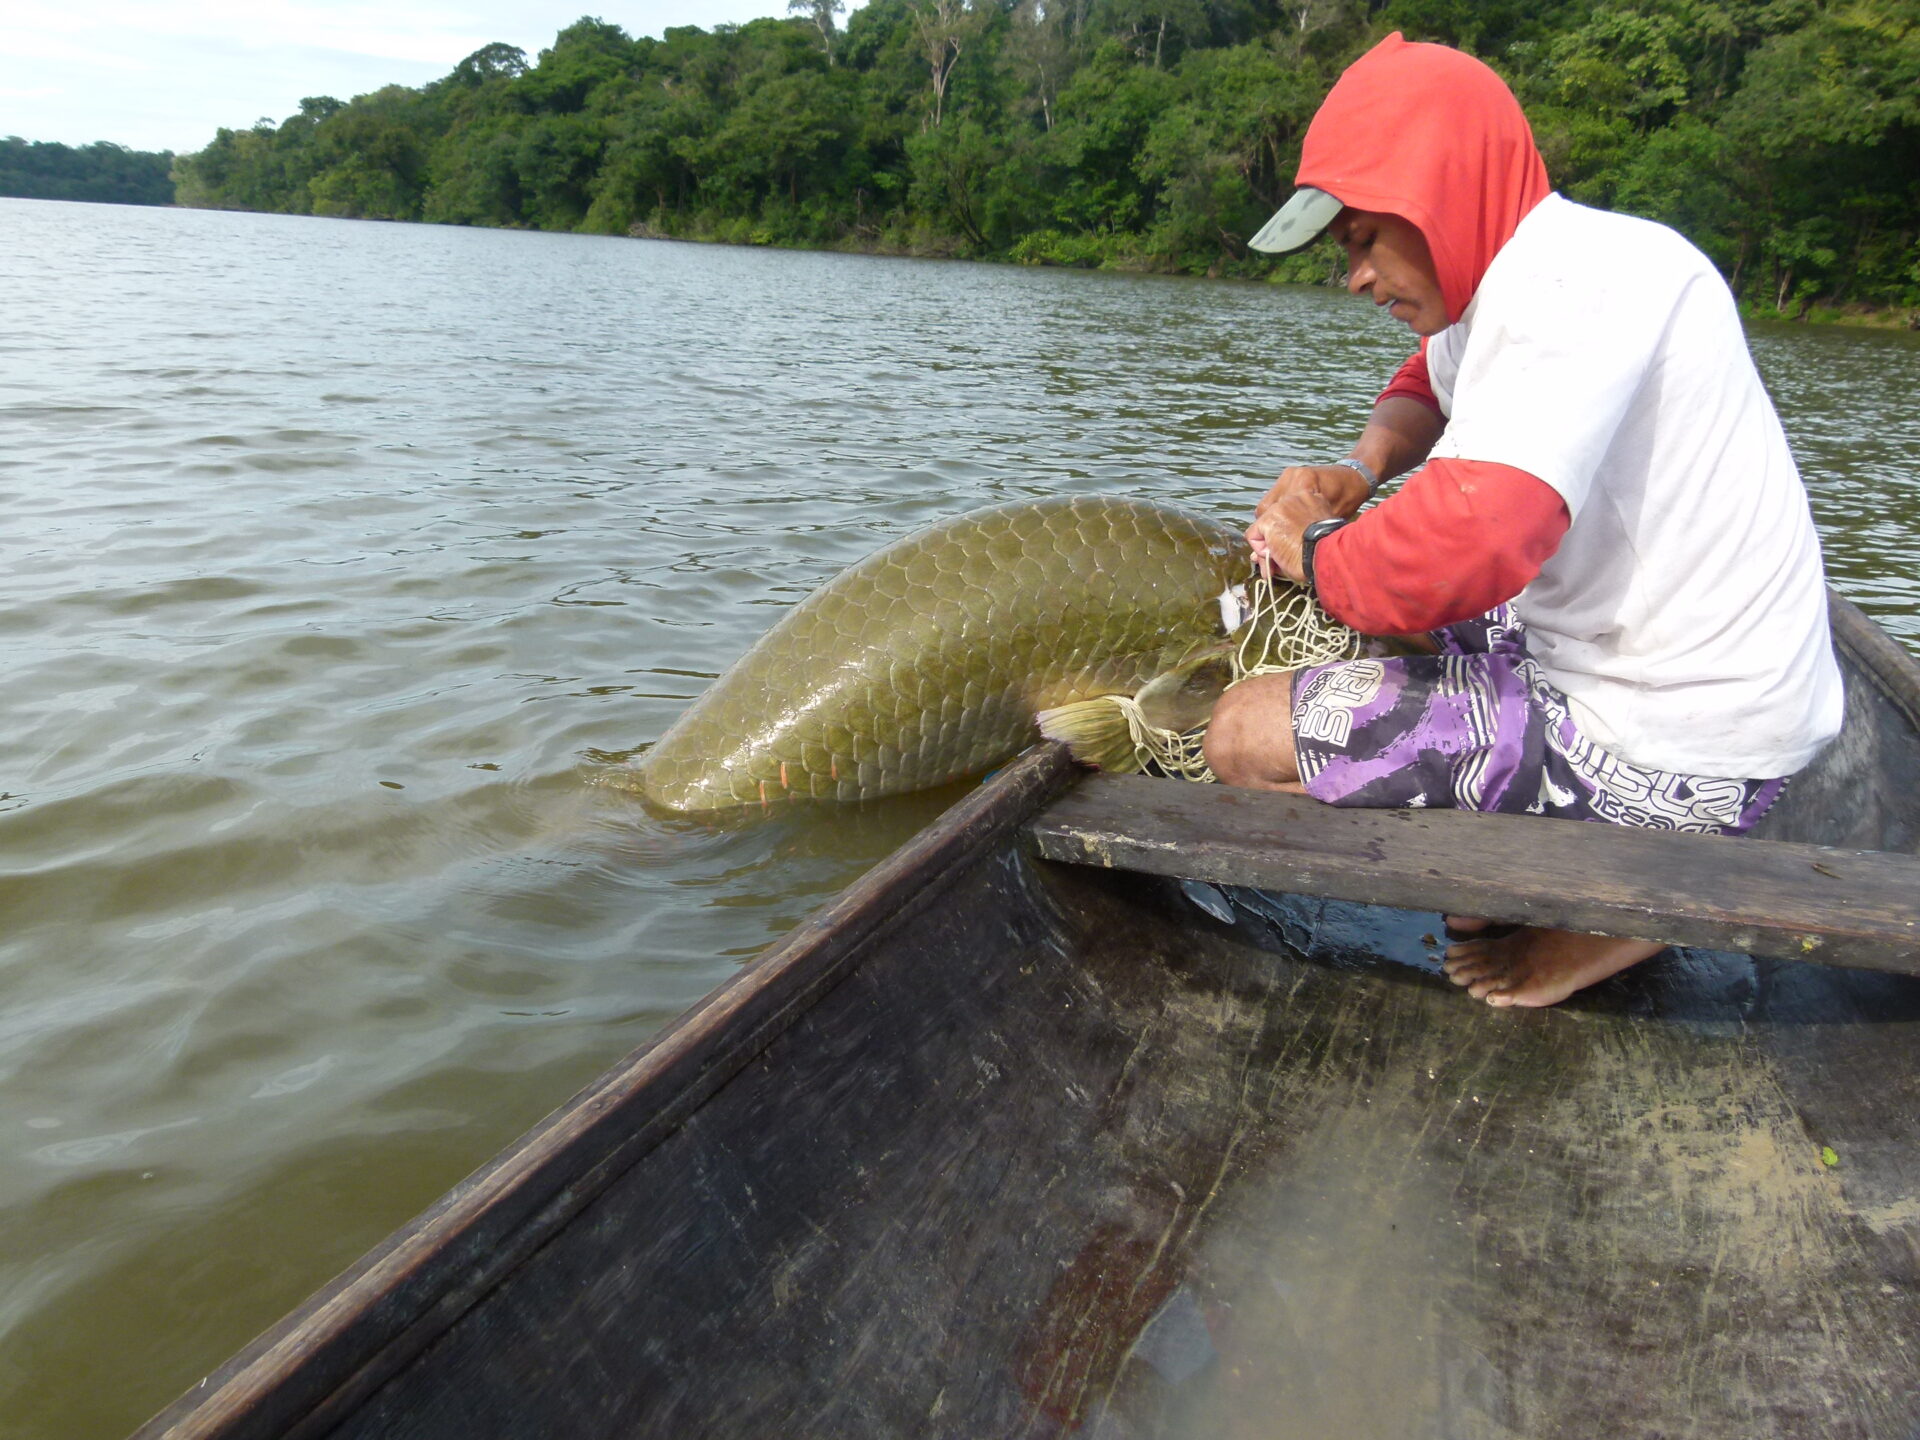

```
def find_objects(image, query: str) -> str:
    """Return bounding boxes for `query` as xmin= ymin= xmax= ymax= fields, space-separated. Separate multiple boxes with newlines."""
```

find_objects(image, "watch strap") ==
xmin=1331 ymin=456 xmax=1380 ymax=500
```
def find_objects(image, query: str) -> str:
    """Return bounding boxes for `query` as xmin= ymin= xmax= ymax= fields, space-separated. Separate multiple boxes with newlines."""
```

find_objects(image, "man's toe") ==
xmin=1444 ymin=917 xmax=1522 ymax=943
xmin=1467 ymin=970 xmax=1517 ymax=1001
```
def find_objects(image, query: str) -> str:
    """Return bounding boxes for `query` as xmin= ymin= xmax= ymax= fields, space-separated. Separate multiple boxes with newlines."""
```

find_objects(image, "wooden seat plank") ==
xmin=1026 ymin=772 xmax=1920 ymax=974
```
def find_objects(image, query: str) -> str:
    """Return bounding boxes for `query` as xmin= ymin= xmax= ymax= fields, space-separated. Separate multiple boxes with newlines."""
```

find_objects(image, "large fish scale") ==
xmin=638 ymin=496 xmax=1249 ymax=811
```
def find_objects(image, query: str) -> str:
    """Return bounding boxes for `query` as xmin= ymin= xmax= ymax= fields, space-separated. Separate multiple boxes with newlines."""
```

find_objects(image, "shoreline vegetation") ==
xmin=19 ymin=2 xmax=1920 ymax=329
xmin=623 ymin=216 xmax=1920 ymax=330
xmin=1 ymin=137 xmax=174 ymax=207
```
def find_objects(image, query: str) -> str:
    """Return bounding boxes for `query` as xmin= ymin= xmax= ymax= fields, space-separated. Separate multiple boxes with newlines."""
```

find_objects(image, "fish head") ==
xmin=1133 ymin=645 xmax=1236 ymax=734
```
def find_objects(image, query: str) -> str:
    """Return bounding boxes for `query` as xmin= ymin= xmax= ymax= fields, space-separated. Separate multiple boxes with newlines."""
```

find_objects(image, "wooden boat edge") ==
xmin=131 ymin=745 xmax=1077 ymax=1440
xmin=1830 ymin=586 xmax=1920 ymax=728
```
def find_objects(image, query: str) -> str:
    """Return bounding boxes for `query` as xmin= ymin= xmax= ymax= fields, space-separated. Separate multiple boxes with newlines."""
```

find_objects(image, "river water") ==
xmin=2 ymin=197 xmax=1916 ymax=1438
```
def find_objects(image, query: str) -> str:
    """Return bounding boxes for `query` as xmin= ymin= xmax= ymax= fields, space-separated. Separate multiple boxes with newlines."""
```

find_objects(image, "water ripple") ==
xmin=1 ymin=195 xmax=1916 ymax=1438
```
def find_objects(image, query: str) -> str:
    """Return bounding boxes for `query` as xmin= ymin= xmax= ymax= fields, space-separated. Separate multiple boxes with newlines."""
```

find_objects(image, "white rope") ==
xmin=1126 ymin=575 xmax=1363 ymax=782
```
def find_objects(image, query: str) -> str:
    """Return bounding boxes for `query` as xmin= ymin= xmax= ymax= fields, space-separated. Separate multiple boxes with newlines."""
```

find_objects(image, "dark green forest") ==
xmin=1 ymin=137 xmax=174 ymax=206
xmin=172 ymin=0 xmax=1919 ymax=318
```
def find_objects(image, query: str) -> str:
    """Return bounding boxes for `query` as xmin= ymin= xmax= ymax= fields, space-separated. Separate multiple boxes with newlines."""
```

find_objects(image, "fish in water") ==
xmin=633 ymin=496 xmax=1252 ymax=812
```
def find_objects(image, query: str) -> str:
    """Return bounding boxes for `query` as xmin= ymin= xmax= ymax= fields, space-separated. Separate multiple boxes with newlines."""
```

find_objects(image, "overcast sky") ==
xmin=2 ymin=0 xmax=845 ymax=154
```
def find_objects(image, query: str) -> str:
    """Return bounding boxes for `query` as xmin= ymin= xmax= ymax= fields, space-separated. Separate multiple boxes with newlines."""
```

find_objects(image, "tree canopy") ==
xmin=168 ymin=1 xmax=1920 ymax=316
xmin=1 ymin=137 xmax=174 ymax=206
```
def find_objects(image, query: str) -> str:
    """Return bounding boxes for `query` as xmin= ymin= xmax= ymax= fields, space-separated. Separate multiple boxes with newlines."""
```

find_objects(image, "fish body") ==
xmin=637 ymin=496 xmax=1249 ymax=811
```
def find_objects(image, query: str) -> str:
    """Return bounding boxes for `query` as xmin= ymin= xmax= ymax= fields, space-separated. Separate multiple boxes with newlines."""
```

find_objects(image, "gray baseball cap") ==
xmin=1247 ymin=187 xmax=1343 ymax=254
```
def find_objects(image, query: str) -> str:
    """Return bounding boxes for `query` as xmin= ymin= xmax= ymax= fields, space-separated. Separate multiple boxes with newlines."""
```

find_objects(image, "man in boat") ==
xmin=1204 ymin=33 xmax=1844 ymax=1008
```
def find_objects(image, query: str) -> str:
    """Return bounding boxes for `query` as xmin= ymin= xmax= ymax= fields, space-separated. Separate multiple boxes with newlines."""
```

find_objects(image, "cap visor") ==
xmin=1247 ymin=187 xmax=1343 ymax=255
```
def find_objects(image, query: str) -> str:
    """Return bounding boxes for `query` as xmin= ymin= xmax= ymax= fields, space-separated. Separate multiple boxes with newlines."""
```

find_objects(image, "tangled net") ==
xmin=1040 ymin=575 xmax=1363 ymax=783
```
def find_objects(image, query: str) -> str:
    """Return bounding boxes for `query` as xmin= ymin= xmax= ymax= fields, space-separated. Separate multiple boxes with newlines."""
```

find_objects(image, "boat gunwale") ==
xmin=1829 ymin=587 xmax=1920 ymax=731
xmin=131 ymin=746 xmax=1077 ymax=1440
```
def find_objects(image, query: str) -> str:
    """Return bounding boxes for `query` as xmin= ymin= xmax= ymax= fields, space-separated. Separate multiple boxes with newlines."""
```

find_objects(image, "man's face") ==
xmin=1330 ymin=209 xmax=1448 ymax=335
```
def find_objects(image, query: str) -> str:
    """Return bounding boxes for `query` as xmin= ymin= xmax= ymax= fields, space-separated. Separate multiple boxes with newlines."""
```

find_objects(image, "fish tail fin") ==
xmin=1037 ymin=696 xmax=1146 ymax=774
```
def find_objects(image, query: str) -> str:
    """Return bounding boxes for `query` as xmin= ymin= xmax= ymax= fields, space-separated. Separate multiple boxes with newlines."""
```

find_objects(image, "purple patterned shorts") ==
xmin=1290 ymin=606 xmax=1784 ymax=836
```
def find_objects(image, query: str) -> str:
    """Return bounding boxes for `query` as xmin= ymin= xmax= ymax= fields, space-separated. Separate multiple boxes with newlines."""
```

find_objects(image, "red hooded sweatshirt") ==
xmin=1298 ymin=35 xmax=1571 ymax=637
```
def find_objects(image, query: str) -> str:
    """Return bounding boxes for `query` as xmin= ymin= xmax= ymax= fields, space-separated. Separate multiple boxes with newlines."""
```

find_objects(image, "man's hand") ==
xmin=1246 ymin=464 xmax=1365 ymax=583
xmin=1248 ymin=398 xmax=1442 ymax=584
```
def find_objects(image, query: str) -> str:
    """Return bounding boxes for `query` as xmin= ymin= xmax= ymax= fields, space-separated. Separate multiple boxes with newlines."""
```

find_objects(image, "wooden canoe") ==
xmin=135 ymin=593 xmax=1920 ymax=1439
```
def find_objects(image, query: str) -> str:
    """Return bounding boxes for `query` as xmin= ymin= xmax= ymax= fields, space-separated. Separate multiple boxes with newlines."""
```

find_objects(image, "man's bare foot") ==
xmin=1441 ymin=915 xmax=1518 ymax=943
xmin=1441 ymin=919 xmax=1666 ymax=1008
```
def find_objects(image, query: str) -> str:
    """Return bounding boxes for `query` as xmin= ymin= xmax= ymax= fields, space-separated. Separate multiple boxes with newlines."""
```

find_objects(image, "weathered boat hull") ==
xmin=133 ymin=594 xmax=1920 ymax=1440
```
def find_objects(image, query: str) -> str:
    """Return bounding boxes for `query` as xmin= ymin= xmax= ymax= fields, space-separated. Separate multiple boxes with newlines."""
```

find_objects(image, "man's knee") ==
xmin=1204 ymin=672 xmax=1298 ymax=788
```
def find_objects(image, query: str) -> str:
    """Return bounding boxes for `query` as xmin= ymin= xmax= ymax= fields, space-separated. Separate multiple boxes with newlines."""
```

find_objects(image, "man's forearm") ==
xmin=1350 ymin=396 xmax=1446 ymax=486
xmin=1247 ymin=396 xmax=1448 ymax=584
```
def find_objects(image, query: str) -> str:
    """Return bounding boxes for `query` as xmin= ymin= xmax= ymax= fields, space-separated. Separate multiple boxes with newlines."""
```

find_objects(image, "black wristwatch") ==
xmin=1299 ymin=516 xmax=1350 ymax=598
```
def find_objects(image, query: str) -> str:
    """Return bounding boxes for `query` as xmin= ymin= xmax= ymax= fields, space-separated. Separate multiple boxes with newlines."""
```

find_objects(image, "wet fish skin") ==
xmin=637 ymin=496 xmax=1249 ymax=811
